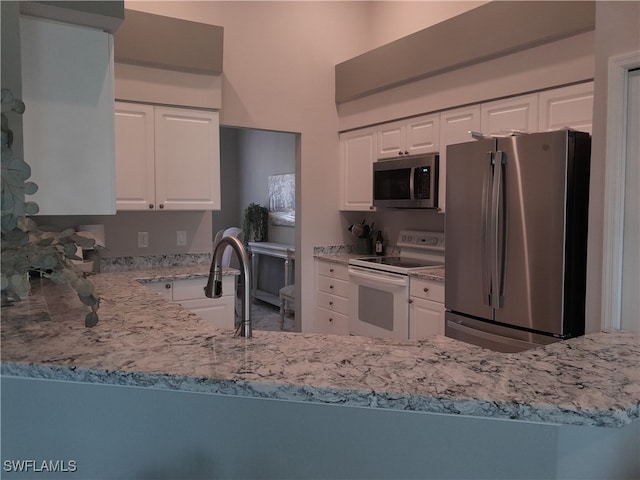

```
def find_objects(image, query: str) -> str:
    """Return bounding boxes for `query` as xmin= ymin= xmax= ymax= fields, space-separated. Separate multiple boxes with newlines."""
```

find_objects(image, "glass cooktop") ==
xmin=356 ymin=256 xmax=442 ymax=269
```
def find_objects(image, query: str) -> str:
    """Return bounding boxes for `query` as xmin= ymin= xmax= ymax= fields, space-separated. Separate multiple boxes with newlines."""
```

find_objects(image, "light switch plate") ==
xmin=177 ymin=230 xmax=187 ymax=246
xmin=138 ymin=232 xmax=148 ymax=248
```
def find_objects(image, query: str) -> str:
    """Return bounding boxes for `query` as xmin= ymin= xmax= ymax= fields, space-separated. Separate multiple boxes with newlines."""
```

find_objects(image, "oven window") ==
xmin=358 ymin=286 xmax=394 ymax=331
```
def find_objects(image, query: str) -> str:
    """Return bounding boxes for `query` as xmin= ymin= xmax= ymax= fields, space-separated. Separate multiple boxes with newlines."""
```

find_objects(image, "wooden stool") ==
xmin=279 ymin=284 xmax=295 ymax=330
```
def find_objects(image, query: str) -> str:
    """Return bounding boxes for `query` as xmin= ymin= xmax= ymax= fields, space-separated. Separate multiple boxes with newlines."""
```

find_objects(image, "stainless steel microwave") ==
xmin=373 ymin=153 xmax=439 ymax=208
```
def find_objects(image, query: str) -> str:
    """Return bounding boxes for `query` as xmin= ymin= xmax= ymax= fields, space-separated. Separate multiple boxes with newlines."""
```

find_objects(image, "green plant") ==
xmin=242 ymin=203 xmax=268 ymax=244
xmin=1 ymin=89 xmax=101 ymax=327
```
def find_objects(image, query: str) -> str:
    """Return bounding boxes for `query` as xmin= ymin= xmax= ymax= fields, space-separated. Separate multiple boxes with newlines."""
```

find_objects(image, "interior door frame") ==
xmin=601 ymin=50 xmax=640 ymax=330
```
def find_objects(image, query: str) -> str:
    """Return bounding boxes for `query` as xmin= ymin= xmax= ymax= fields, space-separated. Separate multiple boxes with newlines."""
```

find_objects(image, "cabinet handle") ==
xmin=423 ymin=287 xmax=430 ymax=293
xmin=329 ymin=285 xmax=334 ymax=289
xmin=329 ymin=268 xmax=334 ymax=273
xmin=408 ymin=299 xmax=413 ymax=304
xmin=404 ymin=150 xmax=409 ymax=155
xmin=398 ymin=151 xmax=403 ymax=156
xmin=159 ymin=204 xmax=164 ymax=209
xmin=329 ymin=317 xmax=333 ymax=322
xmin=329 ymin=301 xmax=334 ymax=306
xmin=149 ymin=204 xmax=154 ymax=209
xmin=165 ymin=283 xmax=171 ymax=289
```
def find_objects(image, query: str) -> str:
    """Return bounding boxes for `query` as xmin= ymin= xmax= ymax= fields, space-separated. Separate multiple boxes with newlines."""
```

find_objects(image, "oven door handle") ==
xmin=348 ymin=266 xmax=408 ymax=286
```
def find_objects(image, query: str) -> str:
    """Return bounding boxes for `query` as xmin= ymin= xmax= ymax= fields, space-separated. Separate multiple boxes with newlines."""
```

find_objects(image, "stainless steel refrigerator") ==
xmin=444 ymin=130 xmax=591 ymax=352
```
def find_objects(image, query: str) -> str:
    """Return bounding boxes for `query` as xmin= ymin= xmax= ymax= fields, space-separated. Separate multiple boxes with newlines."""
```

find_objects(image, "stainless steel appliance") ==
xmin=445 ymin=130 xmax=591 ymax=352
xmin=373 ymin=154 xmax=439 ymax=209
xmin=349 ymin=230 xmax=444 ymax=339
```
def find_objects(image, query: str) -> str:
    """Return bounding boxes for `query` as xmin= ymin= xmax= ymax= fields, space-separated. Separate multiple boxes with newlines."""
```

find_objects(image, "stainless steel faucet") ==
xmin=205 ymin=235 xmax=253 ymax=338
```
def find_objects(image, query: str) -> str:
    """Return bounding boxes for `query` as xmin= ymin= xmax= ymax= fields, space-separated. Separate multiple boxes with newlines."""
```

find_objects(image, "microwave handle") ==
xmin=409 ymin=167 xmax=415 ymax=200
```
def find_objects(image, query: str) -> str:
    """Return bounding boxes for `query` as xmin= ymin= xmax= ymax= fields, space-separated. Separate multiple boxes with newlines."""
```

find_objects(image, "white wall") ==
xmin=590 ymin=1 xmax=640 ymax=332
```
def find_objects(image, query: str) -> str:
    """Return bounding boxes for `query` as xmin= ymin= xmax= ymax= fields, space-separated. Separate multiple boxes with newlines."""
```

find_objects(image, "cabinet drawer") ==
xmin=316 ymin=291 xmax=349 ymax=316
xmin=315 ymin=307 xmax=349 ymax=335
xmin=173 ymin=276 xmax=234 ymax=301
xmin=317 ymin=276 xmax=349 ymax=298
xmin=317 ymin=261 xmax=349 ymax=281
xmin=410 ymin=279 xmax=444 ymax=303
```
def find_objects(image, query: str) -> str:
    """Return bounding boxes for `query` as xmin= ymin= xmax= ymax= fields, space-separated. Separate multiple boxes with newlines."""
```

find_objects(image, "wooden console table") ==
xmin=248 ymin=242 xmax=295 ymax=306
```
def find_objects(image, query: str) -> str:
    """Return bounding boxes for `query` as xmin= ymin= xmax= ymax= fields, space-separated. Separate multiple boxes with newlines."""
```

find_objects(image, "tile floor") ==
xmin=237 ymin=299 xmax=296 ymax=332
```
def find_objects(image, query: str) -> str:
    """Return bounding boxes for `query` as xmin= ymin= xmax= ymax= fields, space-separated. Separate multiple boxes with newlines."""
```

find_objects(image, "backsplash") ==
xmin=101 ymin=253 xmax=212 ymax=272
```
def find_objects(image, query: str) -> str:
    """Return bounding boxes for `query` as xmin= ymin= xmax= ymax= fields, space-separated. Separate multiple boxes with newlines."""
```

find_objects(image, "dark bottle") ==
xmin=375 ymin=231 xmax=384 ymax=256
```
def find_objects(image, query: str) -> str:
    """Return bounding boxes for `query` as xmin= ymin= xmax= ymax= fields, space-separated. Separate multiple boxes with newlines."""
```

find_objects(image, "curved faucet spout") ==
xmin=205 ymin=236 xmax=252 ymax=338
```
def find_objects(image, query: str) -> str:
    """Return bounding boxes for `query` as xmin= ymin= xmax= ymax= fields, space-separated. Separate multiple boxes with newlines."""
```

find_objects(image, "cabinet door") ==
xmin=377 ymin=120 xmax=405 ymax=158
xmin=409 ymin=297 xmax=445 ymax=339
xmin=480 ymin=94 xmax=538 ymax=135
xmin=177 ymin=297 xmax=235 ymax=330
xmin=20 ymin=16 xmax=116 ymax=215
xmin=439 ymin=106 xmax=481 ymax=213
xmin=538 ymin=82 xmax=594 ymax=134
xmin=405 ymin=113 xmax=440 ymax=156
xmin=339 ymin=127 xmax=377 ymax=211
xmin=114 ymin=102 xmax=156 ymax=210
xmin=154 ymin=107 xmax=221 ymax=210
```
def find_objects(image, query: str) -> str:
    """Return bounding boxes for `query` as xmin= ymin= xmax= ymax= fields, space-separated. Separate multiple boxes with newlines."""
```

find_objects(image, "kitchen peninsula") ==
xmin=2 ymin=266 xmax=639 ymax=479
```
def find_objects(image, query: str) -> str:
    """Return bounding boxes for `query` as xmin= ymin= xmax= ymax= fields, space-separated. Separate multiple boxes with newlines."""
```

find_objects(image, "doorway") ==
xmin=214 ymin=126 xmax=299 ymax=331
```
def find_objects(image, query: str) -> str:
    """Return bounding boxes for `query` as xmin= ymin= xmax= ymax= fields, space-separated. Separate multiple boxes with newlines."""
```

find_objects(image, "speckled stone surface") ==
xmin=410 ymin=267 xmax=445 ymax=282
xmin=2 ymin=266 xmax=639 ymax=428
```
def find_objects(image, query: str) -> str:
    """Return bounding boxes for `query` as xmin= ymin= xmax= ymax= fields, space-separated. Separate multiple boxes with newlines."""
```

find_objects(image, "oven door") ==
xmin=348 ymin=266 xmax=409 ymax=339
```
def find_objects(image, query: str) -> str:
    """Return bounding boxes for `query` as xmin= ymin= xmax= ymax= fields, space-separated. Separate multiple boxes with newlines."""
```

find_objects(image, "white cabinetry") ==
xmin=480 ymin=94 xmax=538 ymax=135
xmin=115 ymin=102 xmax=221 ymax=211
xmin=438 ymin=105 xmax=481 ymax=213
xmin=339 ymin=126 xmax=377 ymax=211
xmin=538 ymin=82 xmax=594 ymax=134
xmin=409 ymin=278 xmax=445 ymax=339
xmin=145 ymin=276 xmax=235 ymax=330
xmin=315 ymin=260 xmax=349 ymax=335
xmin=20 ymin=16 xmax=116 ymax=215
xmin=377 ymin=113 xmax=440 ymax=159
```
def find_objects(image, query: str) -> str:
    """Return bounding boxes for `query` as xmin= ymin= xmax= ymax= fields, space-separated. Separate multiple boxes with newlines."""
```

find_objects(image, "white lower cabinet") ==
xmin=314 ymin=260 xmax=350 ymax=335
xmin=409 ymin=278 xmax=445 ymax=339
xmin=145 ymin=276 xmax=235 ymax=330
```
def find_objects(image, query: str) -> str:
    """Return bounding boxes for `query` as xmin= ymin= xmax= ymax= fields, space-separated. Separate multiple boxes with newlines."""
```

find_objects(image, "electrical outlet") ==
xmin=176 ymin=230 xmax=187 ymax=246
xmin=138 ymin=232 xmax=149 ymax=248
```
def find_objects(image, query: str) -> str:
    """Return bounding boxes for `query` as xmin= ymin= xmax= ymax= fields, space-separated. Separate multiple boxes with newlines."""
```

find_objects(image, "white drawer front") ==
xmin=315 ymin=307 xmax=349 ymax=335
xmin=316 ymin=291 xmax=349 ymax=316
xmin=317 ymin=276 xmax=350 ymax=298
xmin=410 ymin=279 xmax=444 ymax=303
xmin=317 ymin=261 xmax=349 ymax=281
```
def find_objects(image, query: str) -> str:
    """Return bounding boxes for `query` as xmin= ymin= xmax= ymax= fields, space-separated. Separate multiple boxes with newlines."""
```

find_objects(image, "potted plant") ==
xmin=1 ymin=89 xmax=101 ymax=327
xmin=242 ymin=202 xmax=268 ymax=245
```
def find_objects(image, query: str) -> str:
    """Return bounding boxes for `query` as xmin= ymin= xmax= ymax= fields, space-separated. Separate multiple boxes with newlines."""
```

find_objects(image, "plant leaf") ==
xmin=85 ymin=311 xmax=99 ymax=327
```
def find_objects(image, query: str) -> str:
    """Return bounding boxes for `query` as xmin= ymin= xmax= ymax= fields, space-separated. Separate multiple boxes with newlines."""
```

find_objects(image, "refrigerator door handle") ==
xmin=492 ymin=151 xmax=506 ymax=308
xmin=481 ymin=152 xmax=494 ymax=306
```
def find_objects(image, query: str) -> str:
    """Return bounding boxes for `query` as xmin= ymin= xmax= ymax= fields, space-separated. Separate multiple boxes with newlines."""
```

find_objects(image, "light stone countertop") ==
xmin=1 ymin=265 xmax=639 ymax=428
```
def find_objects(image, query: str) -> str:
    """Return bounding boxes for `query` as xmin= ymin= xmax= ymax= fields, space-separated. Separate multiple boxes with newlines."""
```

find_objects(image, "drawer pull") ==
xmin=165 ymin=284 xmax=171 ymax=289
xmin=423 ymin=287 xmax=429 ymax=293
xmin=329 ymin=317 xmax=333 ymax=322
xmin=329 ymin=285 xmax=334 ymax=289
xmin=329 ymin=301 xmax=334 ymax=306
xmin=329 ymin=268 xmax=334 ymax=273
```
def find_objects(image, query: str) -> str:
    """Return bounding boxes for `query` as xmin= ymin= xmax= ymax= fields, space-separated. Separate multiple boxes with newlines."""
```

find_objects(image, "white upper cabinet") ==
xmin=114 ymin=103 xmax=155 ymax=210
xmin=115 ymin=102 xmax=221 ymax=211
xmin=339 ymin=126 xmax=377 ymax=211
xmin=438 ymin=105 xmax=481 ymax=213
xmin=480 ymin=94 xmax=538 ymax=135
xmin=538 ymin=82 xmax=594 ymax=134
xmin=377 ymin=113 xmax=440 ymax=159
xmin=20 ymin=16 xmax=116 ymax=215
